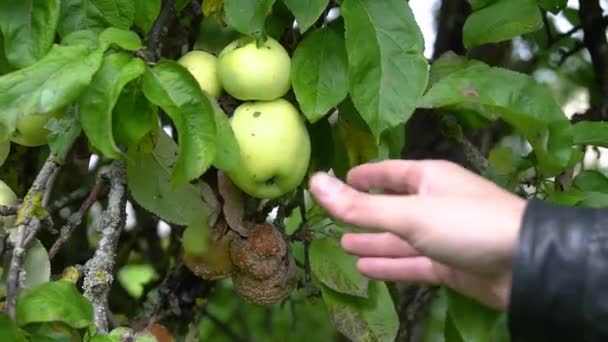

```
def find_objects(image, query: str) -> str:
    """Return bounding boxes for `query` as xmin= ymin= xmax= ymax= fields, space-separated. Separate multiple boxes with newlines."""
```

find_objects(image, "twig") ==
xmin=296 ymin=188 xmax=312 ymax=283
xmin=42 ymin=166 xmax=61 ymax=207
xmin=553 ymin=16 xmax=608 ymax=45
xmin=144 ymin=0 xmax=177 ymax=62
xmin=48 ymin=176 xmax=108 ymax=260
xmin=3 ymin=154 xmax=62 ymax=319
xmin=0 ymin=205 xmax=19 ymax=217
xmin=82 ymin=161 xmax=128 ymax=333
xmin=580 ymin=1 xmax=608 ymax=102
xmin=542 ymin=10 xmax=554 ymax=45
xmin=48 ymin=187 xmax=90 ymax=212
xmin=557 ymin=41 xmax=585 ymax=66
xmin=462 ymin=138 xmax=489 ymax=173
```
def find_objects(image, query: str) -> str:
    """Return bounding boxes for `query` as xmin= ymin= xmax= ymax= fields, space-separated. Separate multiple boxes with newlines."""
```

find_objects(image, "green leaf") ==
xmin=210 ymin=98 xmax=240 ymax=172
xmin=117 ymin=264 xmax=158 ymax=299
xmin=16 ymin=281 xmax=94 ymax=329
xmin=195 ymin=17 xmax=241 ymax=55
xmin=282 ymin=0 xmax=328 ymax=33
xmin=21 ymin=239 xmax=51 ymax=289
xmin=421 ymin=288 xmax=448 ymax=342
xmin=181 ymin=219 xmax=210 ymax=255
xmin=92 ymin=0 xmax=135 ymax=29
xmin=310 ymin=237 xmax=369 ymax=297
xmin=463 ymin=0 xmax=543 ymax=49
xmin=573 ymin=170 xmax=608 ymax=192
xmin=91 ymin=334 xmax=121 ymax=342
xmin=331 ymin=103 xmax=378 ymax=178
xmin=175 ymin=0 xmax=190 ymax=12
xmin=21 ymin=322 xmax=81 ymax=342
xmin=578 ymin=191 xmax=608 ymax=208
xmin=58 ymin=0 xmax=135 ymax=37
xmin=46 ymin=106 xmax=83 ymax=159
xmin=561 ymin=8 xmax=580 ymax=27
xmin=202 ymin=0 xmax=223 ymax=17
xmin=428 ymin=51 xmax=484 ymax=88
xmin=61 ymin=29 xmax=100 ymax=49
xmin=322 ymin=281 xmax=399 ymax=342
xmin=548 ymin=187 xmax=608 ymax=209
xmin=546 ymin=188 xmax=584 ymax=206
xmin=141 ymin=61 xmax=217 ymax=187
xmin=341 ymin=0 xmax=429 ymax=142
xmin=446 ymin=290 xmax=502 ymax=342
xmin=0 ymin=314 xmax=27 ymax=342
xmin=98 ymin=27 xmax=144 ymax=51
xmin=112 ymin=83 xmax=158 ymax=148
xmin=265 ymin=1 xmax=294 ymax=39
xmin=445 ymin=314 xmax=465 ymax=342
xmin=127 ymin=130 xmax=210 ymax=226
xmin=572 ymin=121 xmax=608 ymax=147
xmin=58 ymin=0 xmax=106 ymax=36
xmin=223 ymin=0 xmax=276 ymax=36
xmin=419 ymin=60 xmax=574 ymax=176
xmin=488 ymin=146 xmax=515 ymax=175
xmin=0 ymin=43 xmax=104 ymax=140
xmin=291 ymin=28 xmax=349 ymax=123
xmin=0 ymin=140 xmax=10 ymax=168
xmin=0 ymin=0 xmax=61 ymax=69
xmin=133 ymin=0 xmax=161 ymax=34
xmin=80 ymin=52 xmax=146 ymax=159
xmin=378 ymin=123 xmax=405 ymax=160
xmin=468 ymin=0 xmax=497 ymax=10
xmin=537 ymin=0 xmax=567 ymax=13
xmin=0 ymin=33 xmax=12 ymax=75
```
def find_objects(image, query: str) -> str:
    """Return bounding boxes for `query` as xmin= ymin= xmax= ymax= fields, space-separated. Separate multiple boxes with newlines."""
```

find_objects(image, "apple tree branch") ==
xmin=82 ymin=160 xmax=128 ymax=332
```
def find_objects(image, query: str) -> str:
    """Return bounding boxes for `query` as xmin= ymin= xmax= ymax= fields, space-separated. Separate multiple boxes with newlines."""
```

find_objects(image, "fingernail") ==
xmin=311 ymin=173 xmax=341 ymax=201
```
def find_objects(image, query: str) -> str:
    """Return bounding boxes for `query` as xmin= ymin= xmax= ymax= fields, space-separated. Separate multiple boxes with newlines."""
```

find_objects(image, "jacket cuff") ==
xmin=507 ymin=199 xmax=608 ymax=341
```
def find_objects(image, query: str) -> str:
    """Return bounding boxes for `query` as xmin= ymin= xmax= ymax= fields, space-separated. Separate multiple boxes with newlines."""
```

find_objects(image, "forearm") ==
xmin=508 ymin=199 xmax=608 ymax=341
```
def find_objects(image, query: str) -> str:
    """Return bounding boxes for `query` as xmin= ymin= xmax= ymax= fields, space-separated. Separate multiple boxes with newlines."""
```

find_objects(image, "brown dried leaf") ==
xmin=200 ymin=181 xmax=220 ymax=227
xmin=217 ymin=171 xmax=248 ymax=236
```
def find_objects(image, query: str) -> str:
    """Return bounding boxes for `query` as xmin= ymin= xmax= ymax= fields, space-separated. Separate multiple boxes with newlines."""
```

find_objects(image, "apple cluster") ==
xmin=178 ymin=37 xmax=311 ymax=200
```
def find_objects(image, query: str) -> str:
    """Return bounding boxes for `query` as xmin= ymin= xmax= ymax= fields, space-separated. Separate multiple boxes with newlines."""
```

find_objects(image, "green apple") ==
xmin=10 ymin=110 xmax=63 ymax=147
xmin=218 ymin=37 xmax=291 ymax=101
xmin=178 ymin=50 xmax=223 ymax=98
xmin=0 ymin=179 xmax=17 ymax=229
xmin=228 ymin=99 xmax=311 ymax=199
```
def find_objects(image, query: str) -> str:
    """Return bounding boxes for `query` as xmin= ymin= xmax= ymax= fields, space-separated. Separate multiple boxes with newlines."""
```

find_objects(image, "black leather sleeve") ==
xmin=507 ymin=199 xmax=608 ymax=341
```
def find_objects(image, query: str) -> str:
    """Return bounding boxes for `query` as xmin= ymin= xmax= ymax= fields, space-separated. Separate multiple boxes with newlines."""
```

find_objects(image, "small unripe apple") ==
xmin=182 ymin=219 xmax=233 ymax=280
xmin=10 ymin=110 xmax=63 ymax=147
xmin=0 ymin=179 xmax=17 ymax=229
xmin=217 ymin=37 xmax=291 ymax=101
xmin=227 ymin=99 xmax=311 ymax=199
xmin=177 ymin=50 xmax=223 ymax=98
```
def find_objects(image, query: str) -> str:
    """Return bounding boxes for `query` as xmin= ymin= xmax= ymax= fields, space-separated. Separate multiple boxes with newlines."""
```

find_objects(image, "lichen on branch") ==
xmin=82 ymin=160 xmax=128 ymax=333
xmin=3 ymin=153 xmax=62 ymax=319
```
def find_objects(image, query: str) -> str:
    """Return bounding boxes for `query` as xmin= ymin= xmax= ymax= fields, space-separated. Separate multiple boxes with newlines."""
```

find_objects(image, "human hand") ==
xmin=309 ymin=160 xmax=527 ymax=310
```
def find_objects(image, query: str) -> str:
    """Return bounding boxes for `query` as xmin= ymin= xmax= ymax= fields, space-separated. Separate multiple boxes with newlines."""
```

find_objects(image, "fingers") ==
xmin=346 ymin=159 xmax=507 ymax=198
xmin=309 ymin=173 xmax=420 ymax=234
xmin=341 ymin=233 xmax=419 ymax=258
xmin=356 ymin=257 xmax=442 ymax=284
xmin=346 ymin=160 xmax=425 ymax=194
